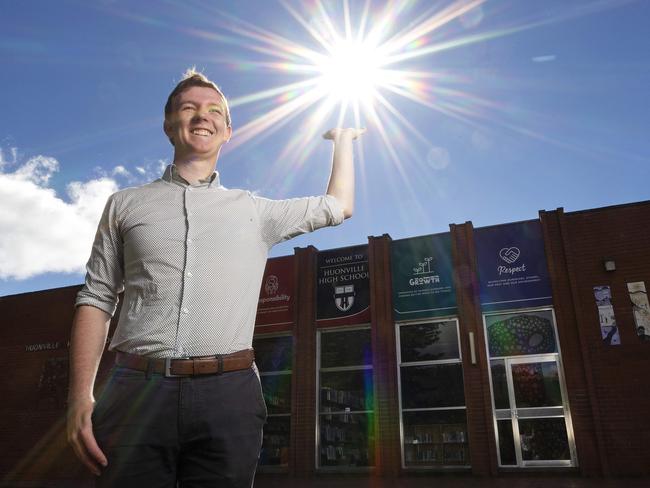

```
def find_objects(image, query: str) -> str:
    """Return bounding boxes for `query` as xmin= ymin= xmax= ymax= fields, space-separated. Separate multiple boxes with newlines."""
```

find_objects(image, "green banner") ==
xmin=391 ymin=233 xmax=457 ymax=320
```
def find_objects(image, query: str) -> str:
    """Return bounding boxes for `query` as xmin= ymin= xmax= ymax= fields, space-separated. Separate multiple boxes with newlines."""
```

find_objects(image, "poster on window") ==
xmin=475 ymin=220 xmax=553 ymax=311
xmin=391 ymin=233 xmax=457 ymax=320
xmin=256 ymin=255 xmax=294 ymax=328
xmin=593 ymin=285 xmax=620 ymax=346
xmin=627 ymin=282 xmax=650 ymax=341
xmin=316 ymin=244 xmax=370 ymax=326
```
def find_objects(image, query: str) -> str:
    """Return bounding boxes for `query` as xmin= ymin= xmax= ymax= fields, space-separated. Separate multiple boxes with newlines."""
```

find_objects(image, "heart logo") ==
xmin=499 ymin=247 xmax=520 ymax=264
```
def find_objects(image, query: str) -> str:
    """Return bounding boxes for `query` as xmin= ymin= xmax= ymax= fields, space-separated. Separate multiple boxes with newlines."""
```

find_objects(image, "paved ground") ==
xmin=254 ymin=474 xmax=650 ymax=488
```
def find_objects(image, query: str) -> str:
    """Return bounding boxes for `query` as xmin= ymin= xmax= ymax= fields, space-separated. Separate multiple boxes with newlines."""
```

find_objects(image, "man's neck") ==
xmin=172 ymin=156 xmax=217 ymax=185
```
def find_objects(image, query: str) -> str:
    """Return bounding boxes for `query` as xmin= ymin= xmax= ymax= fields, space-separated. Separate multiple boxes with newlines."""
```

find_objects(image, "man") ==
xmin=66 ymin=68 xmax=364 ymax=487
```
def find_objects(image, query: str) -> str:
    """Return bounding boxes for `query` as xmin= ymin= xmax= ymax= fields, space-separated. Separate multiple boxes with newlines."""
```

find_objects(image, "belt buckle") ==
xmin=164 ymin=358 xmax=183 ymax=378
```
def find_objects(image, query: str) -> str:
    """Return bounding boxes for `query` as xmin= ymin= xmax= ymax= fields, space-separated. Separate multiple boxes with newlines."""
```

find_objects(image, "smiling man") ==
xmin=66 ymin=68 xmax=364 ymax=487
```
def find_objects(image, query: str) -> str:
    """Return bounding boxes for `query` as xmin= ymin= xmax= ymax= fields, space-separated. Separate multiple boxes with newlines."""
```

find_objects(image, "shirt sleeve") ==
xmin=75 ymin=193 xmax=125 ymax=316
xmin=252 ymin=193 xmax=345 ymax=248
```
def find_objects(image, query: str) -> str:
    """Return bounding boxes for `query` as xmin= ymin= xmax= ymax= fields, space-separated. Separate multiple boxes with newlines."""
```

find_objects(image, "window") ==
xmin=397 ymin=319 xmax=469 ymax=468
xmin=317 ymin=327 xmax=375 ymax=468
xmin=484 ymin=309 xmax=576 ymax=467
xmin=253 ymin=334 xmax=293 ymax=468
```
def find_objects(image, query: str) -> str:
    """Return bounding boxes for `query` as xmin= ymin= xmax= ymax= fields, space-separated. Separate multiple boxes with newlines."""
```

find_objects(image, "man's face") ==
xmin=164 ymin=86 xmax=232 ymax=161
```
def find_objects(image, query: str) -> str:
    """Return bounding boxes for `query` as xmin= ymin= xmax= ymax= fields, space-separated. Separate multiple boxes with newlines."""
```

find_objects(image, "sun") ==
xmin=220 ymin=0 xmax=490 ymax=172
xmin=316 ymin=39 xmax=385 ymax=105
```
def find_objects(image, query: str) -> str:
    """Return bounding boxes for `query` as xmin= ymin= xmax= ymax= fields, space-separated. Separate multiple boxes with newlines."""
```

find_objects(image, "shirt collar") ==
xmin=162 ymin=164 xmax=220 ymax=188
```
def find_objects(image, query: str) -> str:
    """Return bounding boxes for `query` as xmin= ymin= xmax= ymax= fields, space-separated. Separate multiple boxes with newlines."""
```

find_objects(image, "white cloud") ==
xmin=112 ymin=165 xmax=130 ymax=177
xmin=0 ymin=146 xmax=17 ymax=170
xmin=532 ymin=55 xmax=557 ymax=63
xmin=0 ymin=151 xmax=119 ymax=280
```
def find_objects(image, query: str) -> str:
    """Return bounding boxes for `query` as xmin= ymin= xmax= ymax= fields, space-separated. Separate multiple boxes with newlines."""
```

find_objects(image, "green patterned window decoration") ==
xmin=485 ymin=310 xmax=557 ymax=358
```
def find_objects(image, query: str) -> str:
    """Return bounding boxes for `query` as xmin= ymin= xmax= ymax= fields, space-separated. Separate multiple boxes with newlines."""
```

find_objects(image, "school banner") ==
xmin=256 ymin=255 xmax=294 ymax=328
xmin=475 ymin=220 xmax=553 ymax=311
xmin=391 ymin=233 xmax=457 ymax=320
xmin=316 ymin=244 xmax=370 ymax=326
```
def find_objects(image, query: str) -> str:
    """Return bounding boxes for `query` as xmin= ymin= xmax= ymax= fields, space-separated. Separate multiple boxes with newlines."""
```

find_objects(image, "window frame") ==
xmin=316 ymin=324 xmax=375 ymax=471
xmin=396 ymin=317 xmax=470 ymax=470
xmin=253 ymin=331 xmax=294 ymax=471
xmin=482 ymin=306 xmax=578 ymax=468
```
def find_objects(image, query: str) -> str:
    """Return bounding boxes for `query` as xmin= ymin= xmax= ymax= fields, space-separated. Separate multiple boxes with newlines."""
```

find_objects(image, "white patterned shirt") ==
xmin=76 ymin=164 xmax=344 ymax=358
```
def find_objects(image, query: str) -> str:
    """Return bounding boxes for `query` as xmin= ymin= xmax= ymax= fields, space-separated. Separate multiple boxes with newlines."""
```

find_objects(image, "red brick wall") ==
xmin=0 ymin=286 xmax=118 ymax=484
xmin=451 ymin=222 xmax=498 ymax=475
xmin=3 ymin=200 xmax=649 ymax=483
xmin=541 ymin=201 xmax=650 ymax=476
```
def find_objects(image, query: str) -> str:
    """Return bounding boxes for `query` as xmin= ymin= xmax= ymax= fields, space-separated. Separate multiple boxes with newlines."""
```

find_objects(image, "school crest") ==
xmin=334 ymin=285 xmax=355 ymax=312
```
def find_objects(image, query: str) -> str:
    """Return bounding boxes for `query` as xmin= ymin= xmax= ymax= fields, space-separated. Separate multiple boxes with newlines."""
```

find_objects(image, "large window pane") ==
xmin=260 ymin=373 xmax=292 ymax=415
xmin=260 ymin=416 xmax=290 ymax=466
xmin=402 ymin=410 xmax=469 ymax=467
xmin=400 ymin=321 xmax=460 ymax=362
xmin=400 ymin=364 xmax=465 ymax=409
xmin=320 ymin=369 xmax=373 ymax=411
xmin=485 ymin=311 xmax=557 ymax=357
xmin=512 ymin=362 xmax=562 ymax=408
xmin=497 ymin=420 xmax=516 ymax=465
xmin=518 ymin=418 xmax=570 ymax=461
xmin=253 ymin=336 xmax=293 ymax=372
xmin=254 ymin=334 xmax=293 ymax=469
xmin=490 ymin=360 xmax=509 ymax=409
xmin=319 ymin=413 xmax=375 ymax=467
xmin=320 ymin=328 xmax=372 ymax=368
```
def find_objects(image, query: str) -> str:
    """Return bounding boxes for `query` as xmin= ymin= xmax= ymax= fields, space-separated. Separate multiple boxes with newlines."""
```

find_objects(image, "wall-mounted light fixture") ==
xmin=603 ymin=258 xmax=616 ymax=272
xmin=469 ymin=332 xmax=477 ymax=365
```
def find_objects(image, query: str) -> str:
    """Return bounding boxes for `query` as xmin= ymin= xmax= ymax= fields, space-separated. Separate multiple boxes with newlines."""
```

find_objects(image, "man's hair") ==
xmin=164 ymin=68 xmax=231 ymax=127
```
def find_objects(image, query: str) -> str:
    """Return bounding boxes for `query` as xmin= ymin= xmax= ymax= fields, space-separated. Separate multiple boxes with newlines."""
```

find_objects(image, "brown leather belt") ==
xmin=115 ymin=349 xmax=254 ymax=377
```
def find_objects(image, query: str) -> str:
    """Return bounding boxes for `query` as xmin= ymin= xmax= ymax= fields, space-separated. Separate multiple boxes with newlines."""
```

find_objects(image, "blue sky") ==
xmin=1 ymin=0 xmax=648 ymax=296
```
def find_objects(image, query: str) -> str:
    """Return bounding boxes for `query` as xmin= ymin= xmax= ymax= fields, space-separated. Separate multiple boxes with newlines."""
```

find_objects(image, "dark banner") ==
xmin=475 ymin=220 xmax=553 ymax=311
xmin=256 ymin=255 xmax=294 ymax=328
xmin=391 ymin=233 xmax=457 ymax=320
xmin=316 ymin=244 xmax=370 ymax=326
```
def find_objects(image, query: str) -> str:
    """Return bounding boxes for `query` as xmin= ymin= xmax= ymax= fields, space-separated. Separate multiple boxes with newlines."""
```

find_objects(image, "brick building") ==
xmin=1 ymin=200 xmax=649 ymax=485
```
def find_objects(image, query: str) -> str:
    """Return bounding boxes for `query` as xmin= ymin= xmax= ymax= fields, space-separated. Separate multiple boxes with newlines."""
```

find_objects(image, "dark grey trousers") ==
xmin=92 ymin=365 xmax=267 ymax=487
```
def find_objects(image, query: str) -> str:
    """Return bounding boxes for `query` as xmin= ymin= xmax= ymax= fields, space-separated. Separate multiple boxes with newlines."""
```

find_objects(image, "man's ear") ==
xmin=163 ymin=119 xmax=175 ymax=146
xmin=224 ymin=125 xmax=232 ymax=143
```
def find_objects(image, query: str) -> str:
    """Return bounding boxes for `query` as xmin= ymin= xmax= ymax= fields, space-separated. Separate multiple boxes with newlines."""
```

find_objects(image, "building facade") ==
xmin=1 ymin=200 xmax=649 ymax=485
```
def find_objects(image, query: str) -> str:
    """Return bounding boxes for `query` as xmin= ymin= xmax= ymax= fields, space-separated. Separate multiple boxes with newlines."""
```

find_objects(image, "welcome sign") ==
xmin=475 ymin=220 xmax=553 ymax=311
xmin=316 ymin=244 xmax=370 ymax=326
xmin=391 ymin=233 xmax=457 ymax=320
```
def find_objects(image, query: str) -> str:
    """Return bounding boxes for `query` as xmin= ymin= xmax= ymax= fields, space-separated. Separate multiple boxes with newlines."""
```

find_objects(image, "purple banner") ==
xmin=475 ymin=220 xmax=552 ymax=311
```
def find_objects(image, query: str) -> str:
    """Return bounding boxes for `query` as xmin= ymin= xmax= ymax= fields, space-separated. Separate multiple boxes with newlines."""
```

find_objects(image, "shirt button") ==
xmin=187 ymin=271 xmax=193 ymax=277
xmin=182 ymin=307 xmax=189 ymax=314
xmin=188 ymin=212 xmax=194 ymax=217
xmin=187 ymin=187 xmax=193 ymax=192
xmin=187 ymin=238 xmax=193 ymax=244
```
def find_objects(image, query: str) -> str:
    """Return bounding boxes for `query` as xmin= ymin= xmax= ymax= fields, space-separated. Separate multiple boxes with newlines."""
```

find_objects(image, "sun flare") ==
xmin=203 ymin=0 xmax=499 ymax=189
xmin=316 ymin=39 xmax=385 ymax=105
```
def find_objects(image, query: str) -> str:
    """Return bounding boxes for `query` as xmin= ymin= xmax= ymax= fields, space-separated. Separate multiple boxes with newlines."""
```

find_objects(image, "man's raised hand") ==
xmin=322 ymin=127 xmax=367 ymax=141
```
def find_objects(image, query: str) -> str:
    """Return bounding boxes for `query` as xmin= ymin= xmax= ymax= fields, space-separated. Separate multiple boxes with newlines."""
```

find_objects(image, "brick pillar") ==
xmin=368 ymin=234 xmax=401 ymax=476
xmin=539 ymin=209 xmax=606 ymax=476
xmin=450 ymin=222 xmax=498 ymax=475
xmin=289 ymin=245 xmax=318 ymax=477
